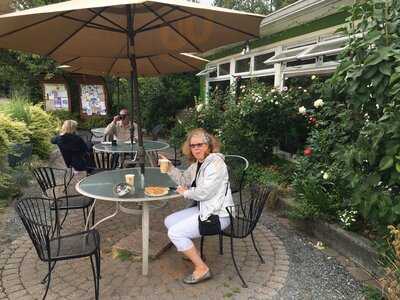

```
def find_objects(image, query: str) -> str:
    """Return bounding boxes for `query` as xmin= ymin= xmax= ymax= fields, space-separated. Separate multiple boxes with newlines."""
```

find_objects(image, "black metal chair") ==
xmin=92 ymin=150 xmax=120 ymax=171
xmin=224 ymin=155 xmax=249 ymax=204
xmin=200 ymin=185 xmax=271 ymax=288
xmin=15 ymin=197 xmax=101 ymax=300
xmin=32 ymin=167 xmax=95 ymax=228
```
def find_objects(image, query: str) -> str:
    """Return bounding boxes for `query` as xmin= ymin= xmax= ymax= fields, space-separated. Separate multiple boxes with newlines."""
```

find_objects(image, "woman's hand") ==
xmin=176 ymin=186 xmax=187 ymax=195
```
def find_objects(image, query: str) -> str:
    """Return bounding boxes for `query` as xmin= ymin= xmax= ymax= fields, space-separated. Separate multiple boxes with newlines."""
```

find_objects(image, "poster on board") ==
xmin=80 ymin=84 xmax=107 ymax=116
xmin=43 ymin=83 xmax=69 ymax=111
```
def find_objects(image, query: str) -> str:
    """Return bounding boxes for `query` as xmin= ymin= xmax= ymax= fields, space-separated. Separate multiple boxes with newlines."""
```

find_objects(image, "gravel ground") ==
xmin=260 ymin=212 xmax=365 ymax=300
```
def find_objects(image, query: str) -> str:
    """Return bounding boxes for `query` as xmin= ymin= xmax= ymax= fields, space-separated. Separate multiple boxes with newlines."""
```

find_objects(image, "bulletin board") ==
xmin=74 ymin=75 xmax=109 ymax=117
xmin=80 ymin=84 xmax=107 ymax=116
xmin=42 ymin=79 xmax=71 ymax=112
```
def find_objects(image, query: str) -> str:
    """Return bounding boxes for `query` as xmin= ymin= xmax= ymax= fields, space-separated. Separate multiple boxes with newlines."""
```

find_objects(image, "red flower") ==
xmin=308 ymin=116 xmax=317 ymax=125
xmin=304 ymin=147 xmax=313 ymax=157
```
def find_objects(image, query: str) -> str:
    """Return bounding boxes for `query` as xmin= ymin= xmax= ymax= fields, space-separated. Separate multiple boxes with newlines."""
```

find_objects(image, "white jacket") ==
xmin=168 ymin=153 xmax=233 ymax=221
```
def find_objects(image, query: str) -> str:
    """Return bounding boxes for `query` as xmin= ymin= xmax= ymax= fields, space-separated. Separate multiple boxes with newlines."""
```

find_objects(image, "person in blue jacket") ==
xmin=51 ymin=120 xmax=92 ymax=172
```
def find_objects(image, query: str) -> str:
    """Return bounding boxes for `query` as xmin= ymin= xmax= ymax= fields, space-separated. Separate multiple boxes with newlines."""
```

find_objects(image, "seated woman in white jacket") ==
xmin=161 ymin=128 xmax=233 ymax=284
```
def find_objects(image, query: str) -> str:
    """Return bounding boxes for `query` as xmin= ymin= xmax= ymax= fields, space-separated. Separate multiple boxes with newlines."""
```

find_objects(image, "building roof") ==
xmin=260 ymin=0 xmax=352 ymax=36
xmin=203 ymin=0 xmax=352 ymax=58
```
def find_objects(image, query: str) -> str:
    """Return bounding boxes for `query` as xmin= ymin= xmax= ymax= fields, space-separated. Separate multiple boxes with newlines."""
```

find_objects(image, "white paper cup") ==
xmin=159 ymin=159 xmax=170 ymax=173
xmin=125 ymin=174 xmax=135 ymax=187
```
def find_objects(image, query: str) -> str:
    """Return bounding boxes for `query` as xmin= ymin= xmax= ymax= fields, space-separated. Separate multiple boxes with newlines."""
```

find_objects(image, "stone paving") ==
xmin=0 ymin=199 xmax=289 ymax=300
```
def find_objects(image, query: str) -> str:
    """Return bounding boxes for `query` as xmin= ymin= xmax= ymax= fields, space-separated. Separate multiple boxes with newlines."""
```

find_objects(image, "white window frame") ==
xmin=253 ymin=50 xmax=276 ymax=75
xmin=264 ymin=45 xmax=311 ymax=64
xmin=234 ymin=55 xmax=252 ymax=75
xmin=297 ymin=36 xmax=348 ymax=59
xmin=218 ymin=61 xmax=231 ymax=78
xmin=196 ymin=66 xmax=217 ymax=77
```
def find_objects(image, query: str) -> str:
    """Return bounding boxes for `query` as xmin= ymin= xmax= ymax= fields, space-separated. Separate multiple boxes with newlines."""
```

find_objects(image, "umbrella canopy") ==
xmin=60 ymin=52 xmax=209 ymax=77
xmin=0 ymin=0 xmax=263 ymax=58
xmin=0 ymin=0 xmax=264 ymax=181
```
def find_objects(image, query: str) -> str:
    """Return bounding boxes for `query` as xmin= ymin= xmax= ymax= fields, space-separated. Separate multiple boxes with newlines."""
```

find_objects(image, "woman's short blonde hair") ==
xmin=60 ymin=120 xmax=78 ymax=135
xmin=182 ymin=128 xmax=221 ymax=163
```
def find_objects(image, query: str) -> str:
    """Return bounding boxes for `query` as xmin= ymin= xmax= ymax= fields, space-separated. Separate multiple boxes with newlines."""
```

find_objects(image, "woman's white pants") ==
xmin=164 ymin=207 xmax=230 ymax=252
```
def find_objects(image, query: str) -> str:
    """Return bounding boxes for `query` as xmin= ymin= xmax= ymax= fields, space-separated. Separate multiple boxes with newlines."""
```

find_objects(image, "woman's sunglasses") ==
xmin=189 ymin=143 xmax=206 ymax=149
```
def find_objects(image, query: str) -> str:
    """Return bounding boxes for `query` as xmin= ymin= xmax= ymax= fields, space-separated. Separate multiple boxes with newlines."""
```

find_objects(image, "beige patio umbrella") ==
xmin=59 ymin=52 xmax=209 ymax=77
xmin=0 ymin=0 xmax=264 ymax=170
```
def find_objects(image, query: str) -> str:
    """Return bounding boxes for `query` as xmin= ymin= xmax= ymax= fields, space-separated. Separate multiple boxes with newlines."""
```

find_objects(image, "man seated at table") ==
xmin=104 ymin=108 xmax=138 ymax=142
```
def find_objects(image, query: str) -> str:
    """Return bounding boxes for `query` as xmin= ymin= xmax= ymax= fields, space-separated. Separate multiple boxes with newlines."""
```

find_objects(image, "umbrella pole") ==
xmin=127 ymin=4 xmax=146 ymax=176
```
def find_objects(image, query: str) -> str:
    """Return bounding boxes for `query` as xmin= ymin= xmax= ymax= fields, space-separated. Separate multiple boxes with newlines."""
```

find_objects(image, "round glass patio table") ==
xmin=91 ymin=127 xmax=106 ymax=137
xmin=75 ymin=167 xmax=180 ymax=276
xmin=93 ymin=140 xmax=169 ymax=153
xmin=93 ymin=140 xmax=169 ymax=167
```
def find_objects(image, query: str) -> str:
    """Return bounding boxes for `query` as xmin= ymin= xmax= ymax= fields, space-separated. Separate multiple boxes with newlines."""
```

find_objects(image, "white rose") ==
xmin=323 ymin=172 xmax=329 ymax=180
xmin=311 ymin=75 xmax=317 ymax=80
xmin=274 ymin=101 xmax=279 ymax=105
xmin=314 ymin=99 xmax=324 ymax=108
xmin=196 ymin=103 xmax=204 ymax=112
xmin=271 ymin=89 xmax=276 ymax=93
xmin=282 ymin=86 xmax=288 ymax=91
xmin=298 ymin=106 xmax=306 ymax=115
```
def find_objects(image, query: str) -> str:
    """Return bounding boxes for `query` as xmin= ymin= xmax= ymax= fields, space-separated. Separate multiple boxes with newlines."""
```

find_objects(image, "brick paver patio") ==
xmin=0 ymin=182 xmax=289 ymax=300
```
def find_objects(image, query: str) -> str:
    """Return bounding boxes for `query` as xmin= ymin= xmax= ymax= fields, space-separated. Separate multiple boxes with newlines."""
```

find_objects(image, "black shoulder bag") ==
xmin=198 ymin=183 xmax=229 ymax=236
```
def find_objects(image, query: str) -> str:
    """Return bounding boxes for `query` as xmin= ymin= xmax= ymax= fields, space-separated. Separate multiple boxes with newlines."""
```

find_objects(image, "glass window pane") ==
xmin=235 ymin=58 xmax=251 ymax=73
xmin=254 ymin=53 xmax=275 ymax=71
xmin=209 ymin=68 xmax=217 ymax=78
xmin=219 ymin=63 xmax=230 ymax=76
xmin=286 ymin=58 xmax=316 ymax=68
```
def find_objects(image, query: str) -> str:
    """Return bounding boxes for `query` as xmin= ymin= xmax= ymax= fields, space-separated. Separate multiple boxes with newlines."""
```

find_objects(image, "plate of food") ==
xmin=124 ymin=140 xmax=136 ymax=144
xmin=144 ymin=186 xmax=169 ymax=197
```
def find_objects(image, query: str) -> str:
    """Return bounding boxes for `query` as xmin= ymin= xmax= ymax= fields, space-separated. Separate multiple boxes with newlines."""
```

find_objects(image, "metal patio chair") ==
xmin=15 ymin=197 xmax=101 ymax=300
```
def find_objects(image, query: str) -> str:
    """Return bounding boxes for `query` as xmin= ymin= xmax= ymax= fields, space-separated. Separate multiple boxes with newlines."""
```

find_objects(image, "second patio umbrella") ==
xmin=0 ymin=0 xmax=264 ymax=171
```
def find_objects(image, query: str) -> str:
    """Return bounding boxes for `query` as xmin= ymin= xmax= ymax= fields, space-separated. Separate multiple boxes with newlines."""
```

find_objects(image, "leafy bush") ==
xmin=80 ymin=115 xmax=108 ymax=130
xmin=171 ymin=80 xmax=316 ymax=164
xmin=0 ymin=97 xmax=58 ymax=158
xmin=0 ymin=112 xmax=31 ymax=201
xmin=51 ymin=110 xmax=80 ymax=123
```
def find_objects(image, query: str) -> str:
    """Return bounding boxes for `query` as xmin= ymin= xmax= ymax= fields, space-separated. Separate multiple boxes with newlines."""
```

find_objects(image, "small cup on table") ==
xmin=159 ymin=159 xmax=170 ymax=174
xmin=125 ymin=174 xmax=135 ymax=193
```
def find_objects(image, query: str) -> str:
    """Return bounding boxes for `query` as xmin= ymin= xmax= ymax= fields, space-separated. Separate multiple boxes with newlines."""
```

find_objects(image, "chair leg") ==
xmin=229 ymin=236 xmax=247 ymax=288
xmin=250 ymin=232 xmax=265 ymax=264
xmin=42 ymin=261 xmax=53 ymax=300
xmin=41 ymin=261 xmax=56 ymax=284
xmin=92 ymin=206 xmax=95 ymax=227
xmin=90 ymin=255 xmax=100 ymax=300
xmin=82 ymin=208 xmax=87 ymax=226
xmin=200 ymin=236 xmax=205 ymax=261
xmin=219 ymin=234 xmax=223 ymax=255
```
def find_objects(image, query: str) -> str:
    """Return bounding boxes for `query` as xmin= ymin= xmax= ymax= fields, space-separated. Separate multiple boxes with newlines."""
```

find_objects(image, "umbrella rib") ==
xmin=137 ymin=15 xmax=192 ymax=33
xmin=61 ymin=15 xmax=125 ymax=33
xmin=135 ymin=7 xmax=176 ymax=32
xmin=0 ymin=11 xmax=69 ymax=39
xmin=148 ymin=57 xmax=160 ymax=75
xmin=165 ymin=4 xmax=259 ymax=39
xmin=60 ymin=56 xmax=80 ymax=65
xmin=143 ymin=3 xmax=201 ymax=52
xmin=168 ymin=53 xmax=197 ymax=70
xmin=46 ymin=7 xmax=107 ymax=57
xmin=88 ymin=8 xmax=127 ymax=33
xmin=107 ymin=44 xmax=126 ymax=75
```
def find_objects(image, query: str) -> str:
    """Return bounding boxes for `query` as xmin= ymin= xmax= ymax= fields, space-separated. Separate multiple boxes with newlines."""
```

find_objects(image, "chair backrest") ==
xmin=32 ymin=167 xmax=69 ymax=199
xmin=225 ymin=185 xmax=270 ymax=238
xmin=93 ymin=150 xmax=120 ymax=170
xmin=224 ymin=155 xmax=249 ymax=194
xmin=15 ymin=197 xmax=56 ymax=261
xmin=151 ymin=124 xmax=164 ymax=141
